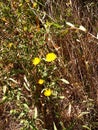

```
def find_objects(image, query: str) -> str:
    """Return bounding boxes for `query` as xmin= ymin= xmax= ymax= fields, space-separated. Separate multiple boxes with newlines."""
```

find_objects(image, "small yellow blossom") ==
xmin=32 ymin=57 xmax=41 ymax=66
xmin=45 ymin=52 xmax=57 ymax=62
xmin=19 ymin=3 xmax=22 ymax=6
xmin=38 ymin=79 xmax=44 ymax=85
xmin=8 ymin=43 xmax=13 ymax=48
xmin=33 ymin=2 xmax=37 ymax=8
xmin=1 ymin=17 xmax=7 ymax=22
xmin=44 ymin=88 xmax=52 ymax=97
xmin=23 ymin=26 xmax=27 ymax=31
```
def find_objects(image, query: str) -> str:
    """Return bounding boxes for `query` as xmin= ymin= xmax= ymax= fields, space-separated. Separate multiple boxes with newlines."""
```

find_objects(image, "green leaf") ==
xmin=18 ymin=112 xmax=25 ymax=119
xmin=60 ymin=79 xmax=70 ymax=84
xmin=10 ymin=109 xmax=17 ymax=114
xmin=23 ymin=103 xmax=29 ymax=111
xmin=9 ymin=78 xmax=18 ymax=84
xmin=24 ymin=75 xmax=30 ymax=91
xmin=58 ymin=96 xmax=65 ymax=99
xmin=3 ymin=85 xmax=7 ymax=94
xmin=82 ymin=125 xmax=91 ymax=130
xmin=78 ymin=112 xmax=89 ymax=118
xmin=52 ymin=23 xmax=63 ymax=29
xmin=0 ymin=96 xmax=7 ymax=104
xmin=34 ymin=107 xmax=38 ymax=119
xmin=53 ymin=122 xmax=58 ymax=130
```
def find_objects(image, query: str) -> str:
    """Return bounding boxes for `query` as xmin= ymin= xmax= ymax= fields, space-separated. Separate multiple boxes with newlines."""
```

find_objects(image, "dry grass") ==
xmin=0 ymin=0 xmax=98 ymax=130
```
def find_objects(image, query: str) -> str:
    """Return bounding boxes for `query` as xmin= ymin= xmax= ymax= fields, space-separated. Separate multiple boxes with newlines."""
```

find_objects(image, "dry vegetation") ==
xmin=0 ymin=0 xmax=98 ymax=130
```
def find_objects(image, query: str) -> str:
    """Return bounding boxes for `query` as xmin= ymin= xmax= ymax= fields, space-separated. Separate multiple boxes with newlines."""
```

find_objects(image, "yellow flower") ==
xmin=38 ymin=79 xmax=44 ymax=85
xmin=33 ymin=2 xmax=37 ymax=8
xmin=32 ymin=57 xmax=41 ymax=66
xmin=1 ymin=17 xmax=7 ymax=22
xmin=8 ymin=43 xmax=13 ymax=48
xmin=23 ymin=26 xmax=27 ymax=31
xmin=45 ymin=53 xmax=57 ymax=62
xmin=44 ymin=88 xmax=52 ymax=97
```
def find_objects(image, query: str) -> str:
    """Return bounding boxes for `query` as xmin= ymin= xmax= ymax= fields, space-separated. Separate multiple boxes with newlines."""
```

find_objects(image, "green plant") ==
xmin=0 ymin=0 xmax=98 ymax=130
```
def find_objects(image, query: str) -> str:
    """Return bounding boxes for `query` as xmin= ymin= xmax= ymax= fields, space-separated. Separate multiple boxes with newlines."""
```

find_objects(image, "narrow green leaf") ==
xmin=82 ymin=125 xmax=91 ymax=130
xmin=34 ymin=107 xmax=38 ymax=119
xmin=60 ymin=79 xmax=70 ymax=84
xmin=23 ymin=103 xmax=29 ymax=111
xmin=78 ymin=112 xmax=89 ymax=118
xmin=18 ymin=112 xmax=25 ymax=119
xmin=3 ymin=85 xmax=7 ymax=94
xmin=10 ymin=109 xmax=17 ymax=114
xmin=53 ymin=122 xmax=58 ymax=130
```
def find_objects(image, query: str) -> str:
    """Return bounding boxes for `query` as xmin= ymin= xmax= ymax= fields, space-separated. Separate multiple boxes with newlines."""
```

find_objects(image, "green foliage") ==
xmin=0 ymin=0 xmax=98 ymax=130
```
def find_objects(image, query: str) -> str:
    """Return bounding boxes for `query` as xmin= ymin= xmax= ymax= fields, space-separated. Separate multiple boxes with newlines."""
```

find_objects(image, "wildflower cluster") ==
xmin=32 ymin=52 xmax=57 ymax=97
xmin=32 ymin=52 xmax=57 ymax=66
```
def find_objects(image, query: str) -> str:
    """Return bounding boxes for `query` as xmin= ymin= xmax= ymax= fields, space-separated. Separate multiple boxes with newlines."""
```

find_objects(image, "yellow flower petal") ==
xmin=32 ymin=57 xmax=41 ymax=66
xmin=44 ymin=89 xmax=52 ymax=97
xmin=23 ymin=26 xmax=27 ymax=31
xmin=38 ymin=79 xmax=44 ymax=85
xmin=8 ymin=43 xmax=13 ymax=48
xmin=46 ymin=53 xmax=57 ymax=62
xmin=1 ymin=17 xmax=7 ymax=22
xmin=33 ymin=2 xmax=37 ymax=8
